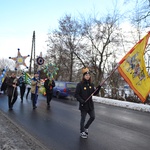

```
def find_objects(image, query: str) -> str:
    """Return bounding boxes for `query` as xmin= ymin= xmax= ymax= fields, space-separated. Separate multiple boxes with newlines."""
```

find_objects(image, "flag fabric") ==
xmin=118 ymin=31 xmax=150 ymax=103
xmin=23 ymin=72 xmax=31 ymax=85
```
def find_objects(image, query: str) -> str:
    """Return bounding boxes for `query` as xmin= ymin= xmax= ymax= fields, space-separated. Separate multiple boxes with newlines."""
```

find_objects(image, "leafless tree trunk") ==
xmin=47 ymin=14 xmax=84 ymax=81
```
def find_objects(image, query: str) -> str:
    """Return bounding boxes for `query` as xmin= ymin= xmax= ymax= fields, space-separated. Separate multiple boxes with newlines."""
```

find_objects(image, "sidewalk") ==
xmin=0 ymin=109 xmax=48 ymax=150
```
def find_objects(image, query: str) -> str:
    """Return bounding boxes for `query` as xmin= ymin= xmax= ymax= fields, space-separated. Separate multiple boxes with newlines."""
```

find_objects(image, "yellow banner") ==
xmin=118 ymin=32 xmax=150 ymax=103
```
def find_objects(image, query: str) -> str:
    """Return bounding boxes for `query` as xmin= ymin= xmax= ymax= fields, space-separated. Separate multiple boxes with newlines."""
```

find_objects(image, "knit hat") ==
xmin=82 ymin=67 xmax=90 ymax=76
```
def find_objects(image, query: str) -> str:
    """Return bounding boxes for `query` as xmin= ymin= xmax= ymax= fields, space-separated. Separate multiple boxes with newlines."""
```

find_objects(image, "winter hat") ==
xmin=82 ymin=67 xmax=90 ymax=76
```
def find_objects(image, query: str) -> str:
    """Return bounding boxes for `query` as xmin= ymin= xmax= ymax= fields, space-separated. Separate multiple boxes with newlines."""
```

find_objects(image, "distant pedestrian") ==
xmin=75 ymin=67 xmax=101 ymax=139
xmin=1 ymin=74 xmax=8 ymax=94
xmin=44 ymin=77 xmax=55 ymax=108
xmin=31 ymin=72 xmax=41 ymax=109
xmin=7 ymin=72 xmax=18 ymax=110
xmin=18 ymin=73 xmax=26 ymax=103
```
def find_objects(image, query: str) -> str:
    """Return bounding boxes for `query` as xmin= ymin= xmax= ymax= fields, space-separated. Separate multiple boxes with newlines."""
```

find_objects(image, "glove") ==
xmin=96 ymin=85 xmax=101 ymax=90
xmin=80 ymin=99 xmax=85 ymax=104
xmin=80 ymin=99 xmax=85 ymax=106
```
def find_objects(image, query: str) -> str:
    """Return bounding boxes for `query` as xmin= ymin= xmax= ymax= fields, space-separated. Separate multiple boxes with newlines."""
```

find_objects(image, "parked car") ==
xmin=53 ymin=81 xmax=77 ymax=99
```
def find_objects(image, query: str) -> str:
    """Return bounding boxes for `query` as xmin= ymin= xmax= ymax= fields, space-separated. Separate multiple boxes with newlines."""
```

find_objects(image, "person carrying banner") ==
xmin=75 ymin=67 xmax=101 ymax=139
xmin=7 ymin=72 xmax=18 ymax=110
xmin=31 ymin=72 xmax=41 ymax=109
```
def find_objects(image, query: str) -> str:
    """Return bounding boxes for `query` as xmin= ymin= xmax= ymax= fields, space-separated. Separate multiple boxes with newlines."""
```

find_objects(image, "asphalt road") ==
xmin=0 ymin=93 xmax=150 ymax=150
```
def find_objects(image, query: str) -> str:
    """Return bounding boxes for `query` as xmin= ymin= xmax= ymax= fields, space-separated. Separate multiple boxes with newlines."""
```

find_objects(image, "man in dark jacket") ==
xmin=7 ymin=72 xmax=18 ymax=110
xmin=44 ymin=76 xmax=55 ymax=108
xmin=75 ymin=67 xmax=101 ymax=139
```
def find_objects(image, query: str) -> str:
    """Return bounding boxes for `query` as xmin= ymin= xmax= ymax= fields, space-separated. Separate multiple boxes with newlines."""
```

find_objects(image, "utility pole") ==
xmin=29 ymin=31 xmax=35 ymax=74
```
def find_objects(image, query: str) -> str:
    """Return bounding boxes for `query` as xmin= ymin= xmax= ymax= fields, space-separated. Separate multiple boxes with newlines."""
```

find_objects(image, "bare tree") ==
xmin=127 ymin=0 xmax=150 ymax=73
xmin=80 ymin=12 xmax=122 ymax=86
xmin=136 ymin=0 xmax=150 ymax=22
xmin=46 ymin=33 xmax=66 ymax=80
xmin=0 ymin=58 xmax=15 ymax=71
xmin=124 ymin=0 xmax=150 ymax=27
xmin=46 ymin=11 xmax=124 ymax=86
xmin=47 ymin=14 xmax=84 ymax=81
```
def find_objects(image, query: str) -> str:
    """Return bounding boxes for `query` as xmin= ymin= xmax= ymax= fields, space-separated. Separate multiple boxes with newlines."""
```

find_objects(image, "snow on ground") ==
xmin=93 ymin=96 xmax=150 ymax=113
xmin=0 ymin=109 xmax=48 ymax=150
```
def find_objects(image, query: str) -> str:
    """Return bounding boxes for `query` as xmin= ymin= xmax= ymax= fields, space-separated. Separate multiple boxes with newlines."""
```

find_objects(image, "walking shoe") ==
xmin=47 ymin=104 xmax=50 ymax=109
xmin=9 ymin=107 xmax=13 ymax=110
xmin=84 ymin=128 xmax=88 ymax=135
xmin=33 ymin=106 xmax=37 ymax=110
xmin=80 ymin=132 xmax=88 ymax=139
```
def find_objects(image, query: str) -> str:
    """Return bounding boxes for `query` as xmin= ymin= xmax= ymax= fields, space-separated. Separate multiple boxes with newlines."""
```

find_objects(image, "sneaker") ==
xmin=47 ymin=104 xmax=50 ymax=109
xmin=9 ymin=107 xmax=13 ymax=110
xmin=85 ymin=128 xmax=88 ymax=135
xmin=33 ymin=106 xmax=37 ymax=110
xmin=80 ymin=132 xmax=88 ymax=139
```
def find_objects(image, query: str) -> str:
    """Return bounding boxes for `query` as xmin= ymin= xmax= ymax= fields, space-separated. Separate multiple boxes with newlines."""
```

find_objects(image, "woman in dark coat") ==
xmin=75 ymin=67 xmax=101 ymax=139
xmin=7 ymin=72 xmax=18 ymax=110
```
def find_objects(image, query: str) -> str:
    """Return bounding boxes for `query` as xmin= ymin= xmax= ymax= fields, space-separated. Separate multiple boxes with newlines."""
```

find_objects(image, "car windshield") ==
xmin=55 ymin=82 xmax=65 ymax=88
xmin=66 ymin=83 xmax=77 ymax=88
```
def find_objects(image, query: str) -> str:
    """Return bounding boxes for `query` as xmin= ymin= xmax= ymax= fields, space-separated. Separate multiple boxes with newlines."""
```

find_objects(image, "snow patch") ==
xmin=93 ymin=96 xmax=150 ymax=112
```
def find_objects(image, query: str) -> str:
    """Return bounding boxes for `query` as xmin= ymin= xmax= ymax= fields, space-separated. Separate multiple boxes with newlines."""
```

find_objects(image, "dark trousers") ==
xmin=31 ymin=93 xmax=38 ymax=108
xmin=46 ymin=93 xmax=53 ymax=105
xmin=8 ymin=95 xmax=18 ymax=109
xmin=26 ymin=87 xmax=31 ymax=99
xmin=80 ymin=109 xmax=95 ymax=133
xmin=20 ymin=86 xmax=26 ymax=101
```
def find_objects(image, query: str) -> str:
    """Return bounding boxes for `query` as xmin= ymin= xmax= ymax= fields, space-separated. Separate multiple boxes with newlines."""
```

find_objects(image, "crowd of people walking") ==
xmin=0 ymin=67 xmax=100 ymax=139
xmin=0 ymin=72 xmax=55 ymax=110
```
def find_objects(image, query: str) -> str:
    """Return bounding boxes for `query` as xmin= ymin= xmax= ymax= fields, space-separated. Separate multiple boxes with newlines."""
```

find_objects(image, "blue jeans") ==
xmin=31 ymin=93 xmax=38 ymax=108
xmin=80 ymin=109 xmax=95 ymax=133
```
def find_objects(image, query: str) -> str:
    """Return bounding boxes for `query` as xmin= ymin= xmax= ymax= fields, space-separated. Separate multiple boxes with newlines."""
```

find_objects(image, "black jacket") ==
xmin=7 ymin=77 xmax=18 ymax=97
xmin=75 ymin=79 xmax=100 ymax=111
xmin=44 ymin=79 xmax=55 ymax=94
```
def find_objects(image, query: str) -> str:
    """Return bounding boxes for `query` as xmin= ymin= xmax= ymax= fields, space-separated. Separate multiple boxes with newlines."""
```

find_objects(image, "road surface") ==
xmin=0 ymin=93 xmax=150 ymax=150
